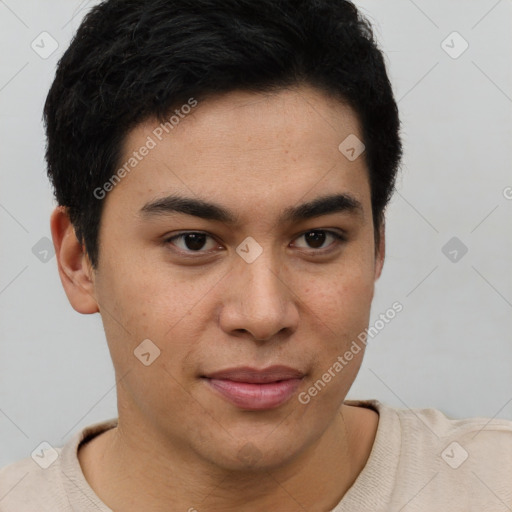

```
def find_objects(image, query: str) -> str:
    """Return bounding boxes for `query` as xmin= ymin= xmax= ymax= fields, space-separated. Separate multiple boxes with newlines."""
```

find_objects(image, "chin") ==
xmin=198 ymin=436 xmax=304 ymax=473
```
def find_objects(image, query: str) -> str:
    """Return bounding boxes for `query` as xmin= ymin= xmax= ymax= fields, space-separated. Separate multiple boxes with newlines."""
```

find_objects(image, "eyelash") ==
xmin=164 ymin=229 xmax=346 ymax=258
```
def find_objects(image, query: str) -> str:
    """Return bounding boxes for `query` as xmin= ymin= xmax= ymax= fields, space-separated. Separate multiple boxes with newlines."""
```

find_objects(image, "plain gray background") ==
xmin=1 ymin=0 xmax=511 ymax=467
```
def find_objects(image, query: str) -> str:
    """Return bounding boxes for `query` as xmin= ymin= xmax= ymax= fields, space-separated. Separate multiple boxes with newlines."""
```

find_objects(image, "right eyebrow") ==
xmin=139 ymin=194 xmax=239 ymax=224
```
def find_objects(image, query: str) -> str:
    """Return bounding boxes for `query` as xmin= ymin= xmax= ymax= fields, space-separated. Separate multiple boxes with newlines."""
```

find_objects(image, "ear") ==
xmin=374 ymin=220 xmax=386 ymax=281
xmin=50 ymin=206 xmax=99 ymax=314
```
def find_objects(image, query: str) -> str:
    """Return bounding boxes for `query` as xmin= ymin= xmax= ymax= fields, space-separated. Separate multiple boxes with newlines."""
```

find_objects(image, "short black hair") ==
xmin=44 ymin=0 xmax=402 ymax=269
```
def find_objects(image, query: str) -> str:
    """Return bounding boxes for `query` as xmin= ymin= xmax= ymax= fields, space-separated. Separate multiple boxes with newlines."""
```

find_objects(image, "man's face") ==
xmin=88 ymin=86 xmax=383 ymax=470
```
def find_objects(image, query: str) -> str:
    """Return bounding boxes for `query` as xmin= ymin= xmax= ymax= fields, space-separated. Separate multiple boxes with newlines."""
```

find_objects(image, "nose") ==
xmin=218 ymin=249 xmax=299 ymax=342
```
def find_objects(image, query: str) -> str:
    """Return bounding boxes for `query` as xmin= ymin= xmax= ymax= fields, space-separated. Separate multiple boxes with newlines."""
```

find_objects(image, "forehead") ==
xmin=106 ymin=86 xmax=370 ymax=221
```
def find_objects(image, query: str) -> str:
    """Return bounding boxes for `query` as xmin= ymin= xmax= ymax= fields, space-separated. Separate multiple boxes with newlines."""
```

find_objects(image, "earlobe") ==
xmin=374 ymin=221 xmax=386 ymax=281
xmin=50 ymin=206 xmax=99 ymax=314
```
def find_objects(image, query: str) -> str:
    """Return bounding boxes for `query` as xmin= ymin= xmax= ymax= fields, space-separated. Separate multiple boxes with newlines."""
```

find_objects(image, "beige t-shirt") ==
xmin=1 ymin=399 xmax=511 ymax=511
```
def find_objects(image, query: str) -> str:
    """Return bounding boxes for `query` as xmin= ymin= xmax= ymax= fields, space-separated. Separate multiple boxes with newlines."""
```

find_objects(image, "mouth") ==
xmin=201 ymin=365 xmax=305 ymax=411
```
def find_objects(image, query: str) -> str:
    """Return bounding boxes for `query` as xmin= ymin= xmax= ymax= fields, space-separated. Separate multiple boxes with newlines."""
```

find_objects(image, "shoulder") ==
xmin=346 ymin=399 xmax=512 ymax=510
xmin=394 ymin=403 xmax=512 ymax=460
xmin=390 ymin=402 xmax=512 ymax=509
xmin=0 ymin=418 xmax=117 ymax=512
xmin=354 ymin=398 xmax=512 ymax=452
xmin=0 ymin=448 xmax=66 ymax=512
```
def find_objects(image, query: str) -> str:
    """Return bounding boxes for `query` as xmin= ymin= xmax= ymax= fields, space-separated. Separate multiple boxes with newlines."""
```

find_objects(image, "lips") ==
xmin=204 ymin=365 xmax=305 ymax=383
xmin=202 ymin=365 xmax=305 ymax=410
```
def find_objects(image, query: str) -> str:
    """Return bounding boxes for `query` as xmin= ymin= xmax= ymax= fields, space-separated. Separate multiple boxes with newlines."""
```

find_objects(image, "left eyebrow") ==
xmin=139 ymin=192 xmax=364 ymax=225
xmin=280 ymin=193 xmax=363 ymax=224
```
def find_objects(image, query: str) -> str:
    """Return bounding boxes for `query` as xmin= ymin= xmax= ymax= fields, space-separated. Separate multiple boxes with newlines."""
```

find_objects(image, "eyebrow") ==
xmin=139 ymin=192 xmax=363 ymax=225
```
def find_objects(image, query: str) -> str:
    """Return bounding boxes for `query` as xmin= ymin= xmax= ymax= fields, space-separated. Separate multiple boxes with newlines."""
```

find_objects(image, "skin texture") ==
xmin=51 ymin=85 xmax=384 ymax=512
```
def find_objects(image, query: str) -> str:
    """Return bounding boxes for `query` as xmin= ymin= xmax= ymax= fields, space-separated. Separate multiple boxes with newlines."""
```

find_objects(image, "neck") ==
xmin=78 ymin=404 xmax=378 ymax=512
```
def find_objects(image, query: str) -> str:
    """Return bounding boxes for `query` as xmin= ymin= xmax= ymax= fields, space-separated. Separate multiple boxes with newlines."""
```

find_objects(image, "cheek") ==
xmin=96 ymin=263 xmax=207 ymax=420
xmin=295 ymin=252 xmax=376 ymax=384
xmin=305 ymin=262 xmax=375 ymax=327
xmin=97 ymin=252 xmax=207 ymax=330
xmin=94 ymin=253 xmax=225 ymax=380
xmin=296 ymin=271 xmax=374 ymax=413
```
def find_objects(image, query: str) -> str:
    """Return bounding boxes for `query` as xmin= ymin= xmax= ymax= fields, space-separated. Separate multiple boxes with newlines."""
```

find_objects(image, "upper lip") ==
xmin=203 ymin=365 xmax=305 ymax=383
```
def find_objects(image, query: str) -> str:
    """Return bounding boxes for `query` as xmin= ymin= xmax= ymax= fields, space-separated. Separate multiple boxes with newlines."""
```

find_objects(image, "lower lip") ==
xmin=204 ymin=378 xmax=302 ymax=410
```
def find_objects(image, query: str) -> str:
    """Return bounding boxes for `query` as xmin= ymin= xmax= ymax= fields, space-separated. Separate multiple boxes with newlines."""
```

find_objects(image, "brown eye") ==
xmin=304 ymin=231 xmax=327 ymax=249
xmin=293 ymin=230 xmax=345 ymax=251
xmin=166 ymin=232 xmax=218 ymax=253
